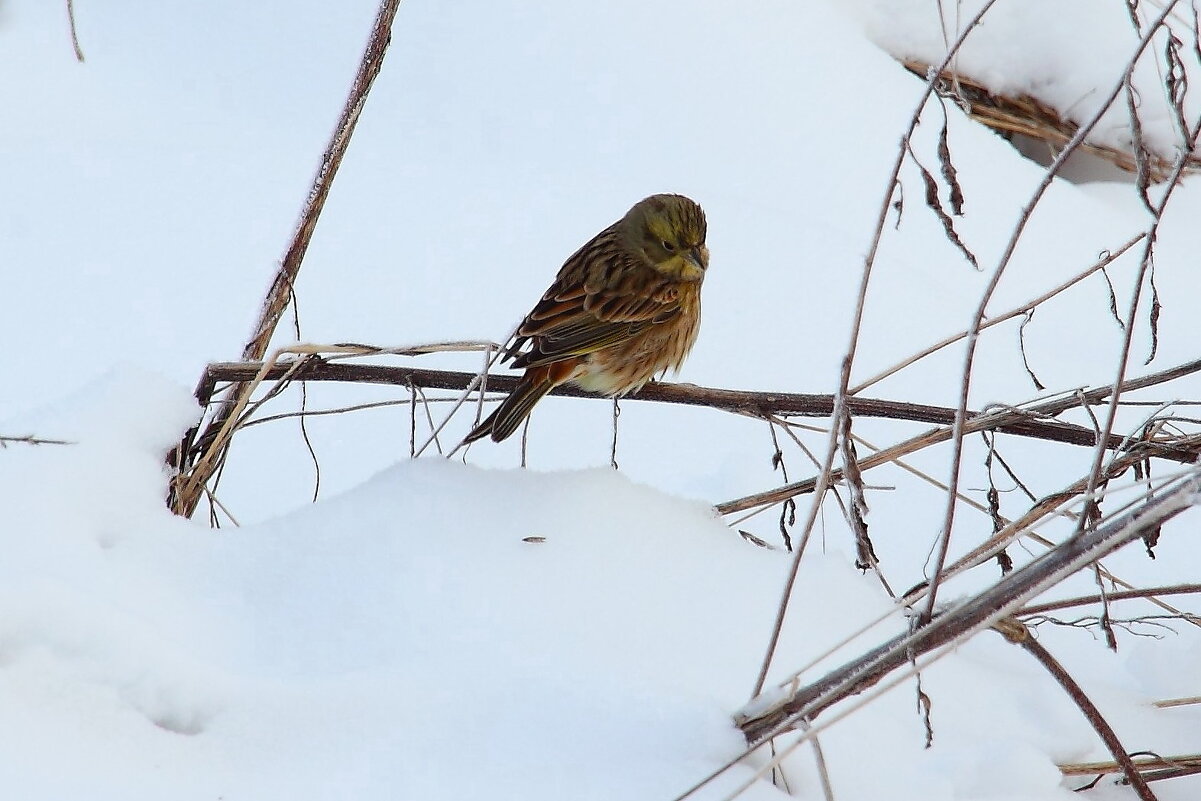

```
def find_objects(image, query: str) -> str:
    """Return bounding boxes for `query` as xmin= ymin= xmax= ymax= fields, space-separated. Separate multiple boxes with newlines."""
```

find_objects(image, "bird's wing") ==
xmin=508 ymin=273 xmax=682 ymax=369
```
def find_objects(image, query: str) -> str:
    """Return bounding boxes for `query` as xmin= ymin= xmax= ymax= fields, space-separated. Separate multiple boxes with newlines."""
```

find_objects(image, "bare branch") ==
xmin=0 ymin=435 xmax=74 ymax=447
xmin=1003 ymin=622 xmax=1159 ymax=800
xmin=1020 ymin=583 xmax=1201 ymax=616
xmin=168 ymin=0 xmax=403 ymax=518
xmin=193 ymin=357 xmax=1201 ymax=464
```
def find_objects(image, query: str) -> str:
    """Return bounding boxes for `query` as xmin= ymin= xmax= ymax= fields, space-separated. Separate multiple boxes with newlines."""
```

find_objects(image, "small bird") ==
xmin=465 ymin=193 xmax=709 ymax=443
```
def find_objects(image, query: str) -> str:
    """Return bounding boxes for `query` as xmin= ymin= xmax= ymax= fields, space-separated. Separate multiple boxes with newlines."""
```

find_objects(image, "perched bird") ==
xmin=465 ymin=193 xmax=709 ymax=443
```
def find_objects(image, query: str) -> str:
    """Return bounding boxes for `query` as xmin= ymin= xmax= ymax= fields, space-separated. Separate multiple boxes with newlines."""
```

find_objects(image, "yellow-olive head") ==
xmin=621 ymin=194 xmax=709 ymax=282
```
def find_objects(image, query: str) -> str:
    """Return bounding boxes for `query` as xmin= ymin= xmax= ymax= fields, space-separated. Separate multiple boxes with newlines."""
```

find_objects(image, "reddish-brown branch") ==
xmin=1020 ymin=583 xmax=1201 ymax=617
xmin=172 ymin=357 xmax=1201 ymax=521
xmin=1011 ymin=627 xmax=1158 ymax=800
xmin=185 ymin=358 xmax=1201 ymax=463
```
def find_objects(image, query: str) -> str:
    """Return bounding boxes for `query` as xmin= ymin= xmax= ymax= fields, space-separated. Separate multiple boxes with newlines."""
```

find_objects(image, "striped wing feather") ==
xmin=509 ymin=274 xmax=681 ymax=369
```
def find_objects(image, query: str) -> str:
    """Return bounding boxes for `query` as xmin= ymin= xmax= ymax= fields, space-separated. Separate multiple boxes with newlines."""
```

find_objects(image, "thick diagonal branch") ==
xmin=168 ymin=0 xmax=402 ymax=517
xmin=734 ymin=473 xmax=1199 ymax=744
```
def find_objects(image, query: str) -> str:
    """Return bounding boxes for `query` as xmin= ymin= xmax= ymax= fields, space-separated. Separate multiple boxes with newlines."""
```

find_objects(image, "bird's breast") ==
xmin=572 ymin=282 xmax=702 ymax=396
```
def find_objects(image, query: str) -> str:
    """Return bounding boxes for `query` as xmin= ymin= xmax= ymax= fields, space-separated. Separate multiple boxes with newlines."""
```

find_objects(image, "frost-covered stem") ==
xmin=243 ymin=0 xmax=401 ymax=363
xmin=171 ymin=0 xmax=403 ymax=517
xmin=934 ymin=457 xmax=1201 ymax=635
xmin=924 ymin=0 xmax=1184 ymax=622
xmin=736 ymin=470 xmax=1199 ymax=743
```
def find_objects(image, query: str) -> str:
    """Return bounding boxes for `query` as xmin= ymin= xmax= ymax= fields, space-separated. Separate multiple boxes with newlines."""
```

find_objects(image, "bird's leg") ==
xmin=610 ymin=398 xmax=621 ymax=470
xmin=520 ymin=417 xmax=530 ymax=468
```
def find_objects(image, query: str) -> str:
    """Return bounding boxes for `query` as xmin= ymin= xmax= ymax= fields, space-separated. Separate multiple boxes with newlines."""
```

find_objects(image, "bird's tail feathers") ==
xmin=464 ymin=378 xmax=555 ymax=443
xmin=462 ymin=408 xmax=500 ymax=444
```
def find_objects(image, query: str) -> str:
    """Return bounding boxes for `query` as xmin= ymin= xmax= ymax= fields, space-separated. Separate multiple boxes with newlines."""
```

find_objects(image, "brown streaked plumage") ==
xmin=465 ymin=193 xmax=709 ymax=443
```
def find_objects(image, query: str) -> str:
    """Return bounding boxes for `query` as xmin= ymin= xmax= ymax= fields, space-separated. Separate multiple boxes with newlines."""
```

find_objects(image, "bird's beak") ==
xmin=687 ymin=247 xmax=707 ymax=271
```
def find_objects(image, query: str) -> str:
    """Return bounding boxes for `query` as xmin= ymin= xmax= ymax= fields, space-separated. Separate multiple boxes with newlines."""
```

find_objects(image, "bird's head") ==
xmin=621 ymin=194 xmax=709 ymax=282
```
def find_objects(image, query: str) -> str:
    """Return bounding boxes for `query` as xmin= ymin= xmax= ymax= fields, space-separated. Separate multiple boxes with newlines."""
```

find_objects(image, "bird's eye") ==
xmin=661 ymin=240 xmax=676 ymax=252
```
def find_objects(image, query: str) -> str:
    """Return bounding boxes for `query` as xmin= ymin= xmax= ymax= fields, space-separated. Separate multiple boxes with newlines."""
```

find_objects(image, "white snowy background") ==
xmin=2 ymin=0 xmax=1200 ymax=799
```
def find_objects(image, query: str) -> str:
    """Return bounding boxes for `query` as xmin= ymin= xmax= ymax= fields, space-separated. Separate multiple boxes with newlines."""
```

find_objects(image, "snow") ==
xmin=0 ymin=369 xmax=864 ymax=799
xmin=11 ymin=368 xmax=1185 ymax=800
xmin=3 ymin=0 xmax=1201 ymax=798
xmin=841 ymin=0 xmax=1196 ymax=160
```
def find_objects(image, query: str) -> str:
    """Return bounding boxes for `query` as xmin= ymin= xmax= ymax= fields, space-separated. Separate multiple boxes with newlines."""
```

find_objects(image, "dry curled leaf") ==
xmin=937 ymin=121 xmax=965 ymax=216
xmin=910 ymin=148 xmax=979 ymax=269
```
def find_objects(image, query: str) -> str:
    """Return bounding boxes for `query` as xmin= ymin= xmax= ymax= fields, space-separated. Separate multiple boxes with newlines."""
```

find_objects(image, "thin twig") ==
xmin=924 ymin=0 xmax=1184 ymax=623
xmin=65 ymin=0 xmax=85 ymax=62
xmin=432 ymin=326 xmax=518 ymax=459
xmin=240 ymin=397 xmax=443 ymax=428
xmin=718 ymin=354 xmax=1201 ymax=515
xmin=1073 ymin=85 xmax=1201 ymax=540
xmin=0 ymin=435 xmax=74 ymax=447
xmin=805 ymin=722 xmax=836 ymax=801
xmin=1019 ymin=583 xmax=1201 ymax=616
